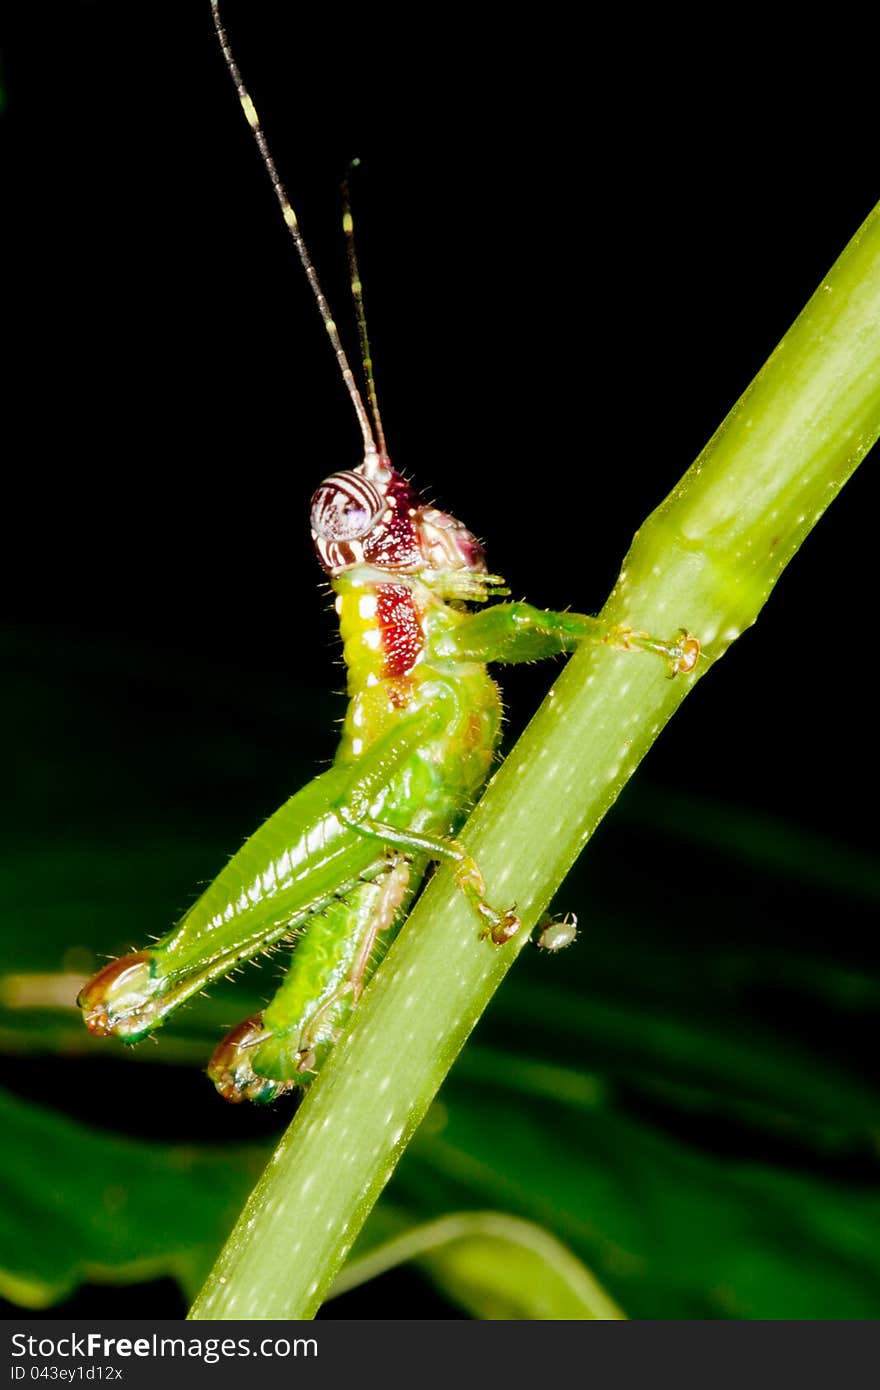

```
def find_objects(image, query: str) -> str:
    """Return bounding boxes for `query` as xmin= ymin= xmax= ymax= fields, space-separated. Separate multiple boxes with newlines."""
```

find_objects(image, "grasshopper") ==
xmin=77 ymin=2 xmax=700 ymax=1103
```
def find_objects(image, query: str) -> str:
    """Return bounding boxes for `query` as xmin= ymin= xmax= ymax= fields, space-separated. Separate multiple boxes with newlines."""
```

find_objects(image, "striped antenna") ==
xmin=210 ymin=2 xmax=381 ymax=473
xmin=342 ymin=162 xmax=387 ymax=458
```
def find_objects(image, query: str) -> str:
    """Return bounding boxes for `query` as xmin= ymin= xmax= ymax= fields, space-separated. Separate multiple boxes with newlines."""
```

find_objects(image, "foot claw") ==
xmin=483 ymin=909 xmax=521 ymax=947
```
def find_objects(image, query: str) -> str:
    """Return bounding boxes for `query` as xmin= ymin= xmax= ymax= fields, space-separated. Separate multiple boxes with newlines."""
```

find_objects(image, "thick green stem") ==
xmin=190 ymin=204 xmax=880 ymax=1320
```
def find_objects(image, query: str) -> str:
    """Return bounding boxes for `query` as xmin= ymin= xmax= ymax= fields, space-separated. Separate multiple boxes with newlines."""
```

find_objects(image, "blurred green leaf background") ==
xmin=1 ymin=576 xmax=878 ymax=1318
xmin=1 ymin=3 xmax=877 ymax=1320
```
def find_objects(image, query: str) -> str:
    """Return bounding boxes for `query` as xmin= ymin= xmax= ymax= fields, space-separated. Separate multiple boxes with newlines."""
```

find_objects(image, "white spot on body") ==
xmin=359 ymin=594 xmax=378 ymax=619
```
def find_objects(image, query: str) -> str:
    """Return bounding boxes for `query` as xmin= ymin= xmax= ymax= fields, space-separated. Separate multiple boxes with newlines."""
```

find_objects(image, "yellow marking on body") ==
xmin=283 ymin=204 xmax=299 ymax=230
xmin=342 ymin=212 xmax=354 ymax=234
xmin=240 ymin=94 xmax=259 ymax=129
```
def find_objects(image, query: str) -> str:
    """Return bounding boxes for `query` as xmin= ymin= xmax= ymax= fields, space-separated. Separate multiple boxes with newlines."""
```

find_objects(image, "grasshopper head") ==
xmin=310 ymin=456 xmax=486 ymax=579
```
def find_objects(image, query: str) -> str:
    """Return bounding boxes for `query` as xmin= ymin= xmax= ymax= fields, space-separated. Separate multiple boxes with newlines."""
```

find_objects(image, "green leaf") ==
xmin=395 ymin=1083 xmax=880 ymax=1319
xmin=334 ymin=1211 xmax=625 ymax=1320
xmin=0 ymin=1088 xmax=265 ymax=1308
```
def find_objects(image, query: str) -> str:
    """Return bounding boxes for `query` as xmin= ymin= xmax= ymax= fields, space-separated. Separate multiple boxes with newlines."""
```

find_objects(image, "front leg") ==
xmin=433 ymin=602 xmax=700 ymax=676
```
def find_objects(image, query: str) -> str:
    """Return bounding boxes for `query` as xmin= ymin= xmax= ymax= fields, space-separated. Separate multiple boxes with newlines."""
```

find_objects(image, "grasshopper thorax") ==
xmin=310 ymin=457 xmax=486 ymax=579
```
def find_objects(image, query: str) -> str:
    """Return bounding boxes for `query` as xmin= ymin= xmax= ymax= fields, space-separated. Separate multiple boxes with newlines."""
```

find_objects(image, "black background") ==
xmin=4 ymin=6 xmax=875 ymax=689
xmin=1 ymin=4 xmax=877 ymax=1318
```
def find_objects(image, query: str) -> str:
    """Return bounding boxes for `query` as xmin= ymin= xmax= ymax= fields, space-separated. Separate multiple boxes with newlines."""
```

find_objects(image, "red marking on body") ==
xmin=385 ymin=679 xmax=412 ymax=710
xmin=376 ymin=582 xmax=423 ymax=681
xmin=464 ymin=709 xmax=486 ymax=751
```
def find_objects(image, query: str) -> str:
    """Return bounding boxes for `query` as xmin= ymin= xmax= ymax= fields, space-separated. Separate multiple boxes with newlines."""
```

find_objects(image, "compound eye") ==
xmin=310 ymin=471 xmax=385 ymax=542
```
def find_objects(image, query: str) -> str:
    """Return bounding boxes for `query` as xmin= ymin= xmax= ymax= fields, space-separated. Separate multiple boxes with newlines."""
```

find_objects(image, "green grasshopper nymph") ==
xmin=77 ymin=2 xmax=700 ymax=1103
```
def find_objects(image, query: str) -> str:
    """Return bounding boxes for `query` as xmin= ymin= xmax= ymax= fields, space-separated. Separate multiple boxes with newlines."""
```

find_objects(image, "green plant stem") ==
xmin=190 ymin=204 xmax=880 ymax=1320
